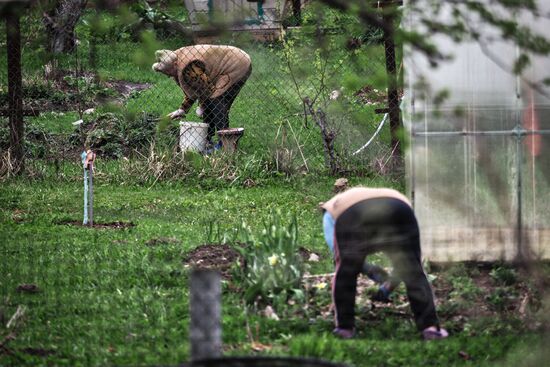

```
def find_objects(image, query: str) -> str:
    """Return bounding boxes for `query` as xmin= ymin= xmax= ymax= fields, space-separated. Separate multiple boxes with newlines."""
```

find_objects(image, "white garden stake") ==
xmin=81 ymin=150 xmax=96 ymax=226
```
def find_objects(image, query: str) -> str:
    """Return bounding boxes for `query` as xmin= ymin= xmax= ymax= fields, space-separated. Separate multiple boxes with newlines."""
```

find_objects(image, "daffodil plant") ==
xmin=234 ymin=210 xmax=306 ymax=311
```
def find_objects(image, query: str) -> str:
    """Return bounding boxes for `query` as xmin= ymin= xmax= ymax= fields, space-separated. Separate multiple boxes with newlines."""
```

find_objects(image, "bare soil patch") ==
xmin=57 ymin=220 xmax=135 ymax=229
xmin=104 ymin=80 xmax=151 ymax=99
xmin=183 ymin=243 xmax=244 ymax=280
xmin=181 ymin=244 xmax=545 ymax=331
xmin=354 ymin=84 xmax=403 ymax=105
xmin=303 ymin=264 xmax=543 ymax=330
xmin=20 ymin=348 xmax=56 ymax=357
xmin=183 ymin=243 xmax=321 ymax=280
xmin=16 ymin=284 xmax=40 ymax=293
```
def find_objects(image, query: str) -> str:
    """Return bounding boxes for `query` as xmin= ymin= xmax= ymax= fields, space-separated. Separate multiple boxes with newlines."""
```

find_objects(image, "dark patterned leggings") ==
xmin=332 ymin=197 xmax=440 ymax=331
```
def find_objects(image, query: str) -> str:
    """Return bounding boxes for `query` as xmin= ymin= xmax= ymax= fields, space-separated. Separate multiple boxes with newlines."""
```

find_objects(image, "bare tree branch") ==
xmin=303 ymin=97 xmax=339 ymax=174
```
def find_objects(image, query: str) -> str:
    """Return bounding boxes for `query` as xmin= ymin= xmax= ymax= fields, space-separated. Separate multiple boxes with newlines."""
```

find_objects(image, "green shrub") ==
xmin=450 ymin=276 xmax=482 ymax=302
xmin=63 ymin=75 xmax=118 ymax=106
xmin=490 ymin=265 xmax=518 ymax=286
xmin=486 ymin=286 xmax=519 ymax=312
xmin=0 ymin=118 xmax=58 ymax=159
xmin=0 ymin=82 xmax=69 ymax=109
xmin=70 ymin=111 xmax=158 ymax=158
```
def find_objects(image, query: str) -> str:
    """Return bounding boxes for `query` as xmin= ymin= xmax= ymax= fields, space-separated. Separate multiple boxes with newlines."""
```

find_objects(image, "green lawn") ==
xmin=1 ymin=3 xmax=549 ymax=366
xmin=0 ymin=172 xmax=548 ymax=366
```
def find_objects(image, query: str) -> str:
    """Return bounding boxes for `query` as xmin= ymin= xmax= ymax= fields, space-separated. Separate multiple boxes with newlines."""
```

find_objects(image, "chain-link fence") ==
xmin=0 ymin=2 xmax=401 ymax=364
xmin=0 ymin=0 xmax=402 ymax=178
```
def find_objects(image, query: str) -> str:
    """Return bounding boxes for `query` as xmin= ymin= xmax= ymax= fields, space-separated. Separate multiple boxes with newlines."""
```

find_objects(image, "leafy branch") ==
xmin=320 ymin=0 xmax=550 ymax=89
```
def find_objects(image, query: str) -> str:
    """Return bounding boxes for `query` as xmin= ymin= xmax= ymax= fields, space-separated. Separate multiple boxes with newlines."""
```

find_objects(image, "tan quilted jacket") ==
xmin=173 ymin=45 xmax=251 ymax=100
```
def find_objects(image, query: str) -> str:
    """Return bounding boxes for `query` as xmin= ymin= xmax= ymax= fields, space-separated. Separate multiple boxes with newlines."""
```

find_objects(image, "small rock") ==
xmin=264 ymin=305 xmax=279 ymax=321
xmin=72 ymin=119 xmax=83 ymax=126
xmin=333 ymin=178 xmax=349 ymax=193
xmin=83 ymin=108 xmax=95 ymax=115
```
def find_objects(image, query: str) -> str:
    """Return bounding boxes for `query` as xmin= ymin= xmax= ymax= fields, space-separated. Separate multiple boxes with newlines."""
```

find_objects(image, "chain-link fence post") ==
xmin=291 ymin=0 xmax=302 ymax=26
xmin=190 ymin=268 xmax=222 ymax=361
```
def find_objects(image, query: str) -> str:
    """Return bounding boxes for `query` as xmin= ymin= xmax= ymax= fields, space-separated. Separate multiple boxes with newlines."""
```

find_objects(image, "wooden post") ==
xmin=381 ymin=2 xmax=402 ymax=167
xmin=190 ymin=269 xmax=221 ymax=361
xmin=292 ymin=0 xmax=302 ymax=25
xmin=5 ymin=3 xmax=25 ymax=174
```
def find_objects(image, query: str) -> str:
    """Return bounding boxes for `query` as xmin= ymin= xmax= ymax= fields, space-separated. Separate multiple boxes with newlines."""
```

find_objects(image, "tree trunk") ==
xmin=382 ymin=8 xmax=402 ymax=171
xmin=43 ymin=0 xmax=88 ymax=54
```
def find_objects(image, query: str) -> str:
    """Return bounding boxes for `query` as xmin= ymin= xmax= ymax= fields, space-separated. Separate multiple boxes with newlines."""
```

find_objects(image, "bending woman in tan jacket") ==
xmin=153 ymin=45 xmax=252 ymax=148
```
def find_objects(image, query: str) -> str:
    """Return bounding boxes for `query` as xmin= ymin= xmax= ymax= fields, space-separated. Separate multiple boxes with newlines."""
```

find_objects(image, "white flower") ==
xmin=196 ymin=105 xmax=204 ymax=117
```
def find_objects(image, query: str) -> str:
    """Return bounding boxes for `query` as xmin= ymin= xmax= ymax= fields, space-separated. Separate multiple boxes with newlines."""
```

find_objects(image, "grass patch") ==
xmin=1 ymin=172 xmax=548 ymax=366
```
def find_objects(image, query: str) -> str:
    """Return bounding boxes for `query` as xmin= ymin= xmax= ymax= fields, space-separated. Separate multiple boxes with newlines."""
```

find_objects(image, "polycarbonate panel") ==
xmin=410 ymin=106 xmax=521 ymax=135
xmin=521 ymin=106 xmax=550 ymax=260
xmin=412 ymin=135 xmax=518 ymax=261
xmin=403 ymin=0 xmax=550 ymax=261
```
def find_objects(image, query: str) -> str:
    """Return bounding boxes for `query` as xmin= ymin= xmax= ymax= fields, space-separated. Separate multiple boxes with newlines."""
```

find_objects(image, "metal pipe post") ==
xmin=88 ymin=163 xmax=94 ymax=226
xmin=190 ymin=269 xmax=222 ymax=361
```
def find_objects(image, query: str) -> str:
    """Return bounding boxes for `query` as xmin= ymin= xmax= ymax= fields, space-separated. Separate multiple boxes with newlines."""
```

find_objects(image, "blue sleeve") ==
xmin=323 ymin=211 xmax=335 ymax=255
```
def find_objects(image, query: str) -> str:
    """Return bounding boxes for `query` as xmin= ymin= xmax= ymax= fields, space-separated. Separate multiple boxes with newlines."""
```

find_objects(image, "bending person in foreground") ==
xmin=324 ymin=209 xmax=401 ymax=303
xmin=321 ymin=187 xmax=448 ymax=340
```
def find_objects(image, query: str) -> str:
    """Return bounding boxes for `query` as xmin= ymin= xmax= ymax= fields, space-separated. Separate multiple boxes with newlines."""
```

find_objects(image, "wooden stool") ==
xmin=217 ymin=128 xmax=244 ymax=153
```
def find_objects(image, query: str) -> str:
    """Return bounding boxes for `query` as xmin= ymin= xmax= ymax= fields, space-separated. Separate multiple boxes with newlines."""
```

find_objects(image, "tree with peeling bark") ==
xmin=42 ymin=0 xmax=88 ymax=54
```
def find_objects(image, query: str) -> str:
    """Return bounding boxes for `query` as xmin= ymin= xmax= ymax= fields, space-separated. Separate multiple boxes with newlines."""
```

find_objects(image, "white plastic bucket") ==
xmin=179 ymin=121 xmax=208 ymax=152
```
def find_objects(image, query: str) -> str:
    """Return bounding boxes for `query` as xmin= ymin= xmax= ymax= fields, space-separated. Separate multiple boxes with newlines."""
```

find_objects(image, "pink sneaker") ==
xmin=422 ymin=326 xmax=449 ymax=340
xmin=333 ymin=328 xmax=355 ymax=339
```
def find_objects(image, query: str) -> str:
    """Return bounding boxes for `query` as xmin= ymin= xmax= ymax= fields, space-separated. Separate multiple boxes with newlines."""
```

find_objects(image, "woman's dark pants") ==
xmin=203 ymin=66 xmax=252 ymax=143
xmin=332 ymin=198 xmax=439 ymax=331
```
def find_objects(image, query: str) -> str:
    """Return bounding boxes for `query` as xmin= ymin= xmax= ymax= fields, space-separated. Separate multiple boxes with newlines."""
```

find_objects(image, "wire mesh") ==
xmin=0 ymin=1 xmax=399 ymax=365
xmin=0 ymin=0 xmax=397 ymax=177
